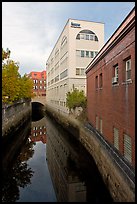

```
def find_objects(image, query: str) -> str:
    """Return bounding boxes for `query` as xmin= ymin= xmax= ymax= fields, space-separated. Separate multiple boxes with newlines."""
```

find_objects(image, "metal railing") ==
xmin=84 ymin=122 xmax=135 ymax=191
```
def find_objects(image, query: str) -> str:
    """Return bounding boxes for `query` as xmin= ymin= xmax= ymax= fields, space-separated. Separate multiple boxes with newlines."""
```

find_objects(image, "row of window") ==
xmin=112 ymin=58 xmax=131 ymax=84
xmin=48 ymin=29 xmax=99 ymax=66
xmin=47 ymin=49 xmax=97 ymax=76
xmin=33 ymin=80 xmax=46 ymax=84
xmin=76 ymin=50 xmax=98 ymax=58
xmin=95 ymin=115 xmax=132 ymax=163
xmin=32 ymin=132 xmax=46 ymax=136
xmin=76 ymin=68 xmax=86 ymax=76
xmin=95 ymin=57 xmax=132 ymax=89
xmin=113 ymin=128 xmax=132 ymax=163
xmin=50 ymin=100 xmax=66 ymax=107
xmin=33 ymin=126 xmax=46 ymax=130
xmin=33 ymin=86 xmax=46 ymax=90
xmin=48 ymin=69 xmax=68 ymax=86
xmin=76 ymin=33 xmax=98 ymax=41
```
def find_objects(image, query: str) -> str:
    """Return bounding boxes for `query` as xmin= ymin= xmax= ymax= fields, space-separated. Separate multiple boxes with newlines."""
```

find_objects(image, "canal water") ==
xmin=2 ymin=112 xmax=113 ymax=202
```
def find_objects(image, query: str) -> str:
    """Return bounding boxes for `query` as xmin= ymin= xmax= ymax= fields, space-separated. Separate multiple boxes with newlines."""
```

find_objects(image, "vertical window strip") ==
xmin=113 ymin=127 xmax=119 ymax=150
xmin=100 ymin=118 xmax=103 ymax=134
xmin=126 ymin=59 xmax=131 ymax=81
xmin=96 ymin=115 xmax=98 ymax=130
xmin=124 ymin=134 xmax=132 ymax=163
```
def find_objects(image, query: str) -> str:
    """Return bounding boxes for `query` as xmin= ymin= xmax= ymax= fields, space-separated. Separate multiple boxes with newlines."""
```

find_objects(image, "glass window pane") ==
xmin=81 ymin=50 xmax=85 ymax=57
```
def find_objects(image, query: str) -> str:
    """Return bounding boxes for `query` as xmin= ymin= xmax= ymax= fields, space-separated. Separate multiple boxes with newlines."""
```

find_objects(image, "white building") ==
xmin=46 ymin=18 xmax=104 ymax=115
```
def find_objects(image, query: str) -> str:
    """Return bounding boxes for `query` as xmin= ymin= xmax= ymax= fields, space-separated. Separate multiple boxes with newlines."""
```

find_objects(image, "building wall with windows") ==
xmin=86 ymin=8 xmax=135 ymax=167
xmin=46 ymin=19 xmax=104 ymax=114
xmin=27 ymin=71 xmax=46 ymax=97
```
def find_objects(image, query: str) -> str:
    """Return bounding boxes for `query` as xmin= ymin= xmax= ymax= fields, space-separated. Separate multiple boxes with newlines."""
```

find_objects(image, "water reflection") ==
xmin=2 ymin=119 xmax=35 ymax=202
xmin=45 ymin=115 xmax=113 ymax=202
xmin=2 ymin=112 xmax=113 ymax=202
xmin=30 ymin=119 xmax=47 ymax=144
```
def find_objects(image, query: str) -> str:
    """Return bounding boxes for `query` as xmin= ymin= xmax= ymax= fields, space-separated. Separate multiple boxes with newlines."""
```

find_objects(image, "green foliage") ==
xmin=66 ymin=89 xmax=87 ymax=111
xmin=2 ymin=48 xmax=33 ymax=104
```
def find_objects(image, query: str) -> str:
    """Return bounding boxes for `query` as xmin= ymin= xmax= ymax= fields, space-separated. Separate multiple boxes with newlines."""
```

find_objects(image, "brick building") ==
xmin=27 ymin=71 xmax=46 ymax=97
xmin=85 ymin=8 xmax=135 ymax=167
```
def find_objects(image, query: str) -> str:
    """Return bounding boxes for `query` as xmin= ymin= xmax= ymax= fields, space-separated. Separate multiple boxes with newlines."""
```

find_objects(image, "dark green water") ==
xmin=2 ymin=112 xmax=113 ymax=202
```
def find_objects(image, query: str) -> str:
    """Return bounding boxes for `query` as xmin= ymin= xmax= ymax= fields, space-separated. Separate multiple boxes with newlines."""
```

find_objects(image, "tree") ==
xmin=2 ymin=59 xmax=21 ymax=103
xmin=66 ymin=89 xmax=87 ymax=112
xmin=19 ymin=74 xmax=34 ymax=99
xmin=2 ymin=48 xmax=10 ymax=61
xmin=2 ymin=48 xmax=34 ymax=103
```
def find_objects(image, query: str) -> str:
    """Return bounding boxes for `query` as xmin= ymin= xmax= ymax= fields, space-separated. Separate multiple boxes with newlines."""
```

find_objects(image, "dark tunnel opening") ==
xmin=31 ymin=102 xmax=45 ymax=121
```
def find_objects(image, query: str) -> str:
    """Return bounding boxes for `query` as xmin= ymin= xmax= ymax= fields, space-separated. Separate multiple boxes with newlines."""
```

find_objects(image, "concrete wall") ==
xmin=46 ymin=19 xmax=104 ymax=114
xmin=45 ymin=105 xmax=135 ymax=202
xmin=2 ymin=99 xmax=32 ymax=137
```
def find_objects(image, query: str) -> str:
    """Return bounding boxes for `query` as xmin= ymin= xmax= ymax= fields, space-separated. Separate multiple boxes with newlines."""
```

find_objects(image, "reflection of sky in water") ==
xmin=17 ymin=141 xmax=57 ymax=202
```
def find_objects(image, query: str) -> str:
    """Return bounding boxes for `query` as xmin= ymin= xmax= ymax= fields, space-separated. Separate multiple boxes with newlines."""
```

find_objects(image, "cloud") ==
xmin=2 ymin=2 xmax=68 ymax=75
xmin=2 ymin=2 xmax=135 ymax=76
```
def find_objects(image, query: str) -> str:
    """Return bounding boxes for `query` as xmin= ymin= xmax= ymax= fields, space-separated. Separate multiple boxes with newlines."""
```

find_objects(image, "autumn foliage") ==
xmin=2 ymin=48 xmax=34 ymax=104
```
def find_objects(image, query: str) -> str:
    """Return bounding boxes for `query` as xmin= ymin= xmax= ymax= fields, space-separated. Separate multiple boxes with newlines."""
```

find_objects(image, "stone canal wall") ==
xmin=45 ymin=105 xmax=135 ymax=202
xmin=2 ymin=99 xmax=32 ymax=137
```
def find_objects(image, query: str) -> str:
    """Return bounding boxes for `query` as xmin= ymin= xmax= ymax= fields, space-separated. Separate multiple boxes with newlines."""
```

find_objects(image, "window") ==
xmin=34 ymin=79 xmax=38 ymax=83
xmin=100 ymin=118 xmax=103 ymax=134
xmin=61 ymin=36 xmax=67 ymax=47
xmin=113 ymin=127 xmax=119 ymax=150
xmin=96 ymin=115 xmax=98 ymax=130
xmin=99 ymin=73 xmax=103 ymax=88
xmin=112 ymin=65 xmax=118 ymax=84
xmin=95 ymin=36 xmax=98 ymax=41
xmin=126 ymin=59 xmax=131 ymax=81
xmin=86 ymin=34 xmax=90 ymax=40
xmin=60 ymin=69 xmax=68 ymax=80
xmin=90 ymin=35 xmax=94 ymax=40
xmin=76 ymin=68 xmax=85 ymax=76
xmin=95 ymin=51 xmax=98 ymax=56
xmin=76 ymin=34 xmax=80 ymax=40
xmin=76 ymin=50 xmax=98 ymax=58
xmin=76 ymin=29 xmax=98 ymax=41
xmin=124 ymin=134 xmax=132 ymax=163
xmin=86 ymin=51 xmax=90 ymax=58
xmin=81 ymin=68 xmax=85 ymax=75
xmin=55 ymin=75 xmax=59 ymax=82
xmin=76 ymin=68 xmax=80 ymax=75
xmin=90 ymin=51 xmax=94 ymax=58
xmin=95 ymin=76 xmax=98 ymax=89
xmin=81 ymin=50 xmax=85 ymax=57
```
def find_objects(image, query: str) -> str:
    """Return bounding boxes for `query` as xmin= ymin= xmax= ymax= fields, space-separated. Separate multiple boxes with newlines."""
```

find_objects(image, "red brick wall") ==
xmin=28 ymin=71 xmax=46 ymax=96
xmin=86 ymin=27 xmax=135 ymax=166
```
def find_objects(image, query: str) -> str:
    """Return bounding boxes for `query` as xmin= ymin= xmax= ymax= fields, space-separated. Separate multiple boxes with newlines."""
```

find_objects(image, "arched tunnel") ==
xmin=31 ymin=102 xmax=45 ymax=121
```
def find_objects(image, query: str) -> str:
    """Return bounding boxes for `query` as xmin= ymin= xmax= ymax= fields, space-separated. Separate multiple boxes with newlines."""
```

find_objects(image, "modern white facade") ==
xmin=46 ymin=18 xmax=104 ymax=115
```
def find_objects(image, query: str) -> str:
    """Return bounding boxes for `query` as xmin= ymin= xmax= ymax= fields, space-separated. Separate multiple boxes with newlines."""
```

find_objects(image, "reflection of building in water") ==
xmin=46 ymin=127 xmax=86 ymax=202
xmin=30 ymin=118 xmax=47 ymax=144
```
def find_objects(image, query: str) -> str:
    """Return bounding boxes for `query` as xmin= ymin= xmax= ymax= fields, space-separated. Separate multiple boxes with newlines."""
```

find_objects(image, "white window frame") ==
xmin=114 ymin=65 xmax=119 ymax=78
xmin=126 ymin=59 xmax=131 ymax=81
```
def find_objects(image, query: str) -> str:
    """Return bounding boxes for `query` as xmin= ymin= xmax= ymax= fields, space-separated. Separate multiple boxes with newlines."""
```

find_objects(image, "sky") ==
xmin=2 ymin=2 xmax=135 ymax=76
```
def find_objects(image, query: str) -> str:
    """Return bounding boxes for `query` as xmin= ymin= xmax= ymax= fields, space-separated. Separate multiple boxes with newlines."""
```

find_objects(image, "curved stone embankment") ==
xmin=2 ymin=100 xmax=32 ymax=137
xmin=45 ymin=105 xmax=135 ymax=202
